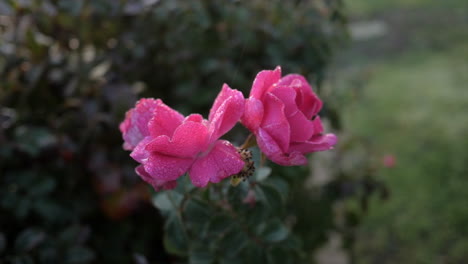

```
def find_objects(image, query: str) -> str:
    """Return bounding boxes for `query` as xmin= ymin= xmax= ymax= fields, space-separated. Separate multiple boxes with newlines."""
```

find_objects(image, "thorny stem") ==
xmin=167 ymin=191 xmax=191 ymax=248
xmin=260 ymin=152 xmax=267 ymax=168
xmin=176 ymin=186 xmax=201 ymax=238
xmin=221 ymin=199 xmax=266 ymax=248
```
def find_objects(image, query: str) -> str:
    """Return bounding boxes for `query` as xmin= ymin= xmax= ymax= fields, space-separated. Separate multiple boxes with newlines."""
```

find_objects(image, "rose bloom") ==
xmin=120 ymin=85 xmax=245 ymax=190
xmin=241 ymin=66 xmax=337 ymax=166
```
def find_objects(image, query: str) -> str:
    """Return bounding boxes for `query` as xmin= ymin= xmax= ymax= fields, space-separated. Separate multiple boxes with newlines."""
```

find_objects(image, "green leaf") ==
xmin=245 ymin=204 xmax=269 ymax=227
xmin=15 ymin=198 xmax=31 ymax=220
xmin=250 ymin=146 xmax=262 ymax=166
xmin=9 ymin=255 xmax=34 ymax=264
xmin=255 ymin=184 xmax=283 ymax=210
xmin=30 ymin=177 xmax=56 ymax=197
xmin=163 ymin=213 xmax=188 ymax=257
xmin=227 ymin=183 xmax=249 ymax=210
xmin=244 ymin=243 xmax=266 ymax=263
xmin=39 ymin=247 xmax=59 ymax=263
xmin=219 ymin=258 xmax=240 ymax=264
xmin=14 ymin=228 xmax=46 ymax=252
xmin=58 ymin=225 xmax=81 ymax=244
xmin=65 ymin=246 xmax=95 ymax=264
xmin=14 ymin=126 xmax=56 ymax=156
xmin=266 ymin=247 xmax=295 ymax=264
xmin=282 ymin=235 xmax=303 ymax=251
xmin=32 ymin=199 xmax=62 ymax=222
xmin=189 ymin=243 xmax=214 ymax=264
xmin=218 ymin=224 xmax=249 ymax=259
xmin=184 ymin=198 xmax=210 ymax=226
xmin=152 ymin=191 xmax=183 ymax=213
xmin=267 ymin=177 xmax=289 ymax=198
xmin=257 ymin=219 xmax=289 ymax=243
xmin=207 ymin=214 xmax=233 ymax=236
xmin=174 ymin=175 xmax=196 ymax=194
xmin=255 ymin=167 xmax=272 ymax=182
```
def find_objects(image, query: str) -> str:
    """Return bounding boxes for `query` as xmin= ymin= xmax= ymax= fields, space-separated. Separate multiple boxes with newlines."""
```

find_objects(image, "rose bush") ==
xmin=1 ymin=1 xmax=372 ymax=262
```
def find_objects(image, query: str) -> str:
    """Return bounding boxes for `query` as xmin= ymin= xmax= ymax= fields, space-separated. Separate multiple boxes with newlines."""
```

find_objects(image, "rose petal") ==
xmin=146 ymin=121 xmax=209 ymax=158
xmin=130 ymin=136 xmax=153 ymax=163
xmin=250 ymin=66 xmax=281 ymax=99
xmin=241 ymin=97 xmax=264 ymax=132
xmin=256 ymin=128 xmax=283 ymax=158
xmin=143 ymin=153 xmax=193 ymax=182
xmin=278 ymin=74 xmax=322 ymax=119
xmin=188 ymin=140 xmax=244 ymax=187
xmin=288 ymin=112 xmax=316 ymax=142
xmin=210 ymin=140 xmax=245 ymax=182
xmin=135 ymin=165 xmax=177 ymax=191
xmin=311 ymin=116 xmax=324 ymax=135
xmin=269 ymin=86 xmax=297 ymax=116
xmin=147 ymin=100 xmax=184 ymax=138
xmin=257 ymin=128 xmax=307 ymax=166
xmin=269 ymin=86 xmax=315 ymax=142
xmin=208 ymin=84 xmax=245 ymax=141
xmin=289 ymin=133 xmax=337 ymax=153
xmin=209 ymin=84 xmax=243 ymax=121
xmin=120 ymin=98 xmax=160 ymax=150
xmin=261 ymin=93 xmax=290 ymax=152
xmin=186 ymin=114 xmax=204 ymax=123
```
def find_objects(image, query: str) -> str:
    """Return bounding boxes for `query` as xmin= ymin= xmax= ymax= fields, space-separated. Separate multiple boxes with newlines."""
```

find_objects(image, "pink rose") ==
xmin=120 ymin=84 xmax=245 ymax=190
xmin=241 ymin=66 xmax=337 ymax=166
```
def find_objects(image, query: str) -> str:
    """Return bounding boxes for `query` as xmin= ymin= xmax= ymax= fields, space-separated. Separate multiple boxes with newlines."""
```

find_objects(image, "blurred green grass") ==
xmin=338 ymin=0 xmax=468 ymax=263
xmin=346 ymin=0 xmax=467 ymax=16
xmin=348 ymin=45 xmax=468 ymax=263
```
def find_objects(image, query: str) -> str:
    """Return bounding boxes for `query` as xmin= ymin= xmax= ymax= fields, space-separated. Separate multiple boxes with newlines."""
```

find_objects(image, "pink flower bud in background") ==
xmin=383 ymin=154 xmax=396 ymax=168
xmin=242 ymin=189 xmax=256 ymax=207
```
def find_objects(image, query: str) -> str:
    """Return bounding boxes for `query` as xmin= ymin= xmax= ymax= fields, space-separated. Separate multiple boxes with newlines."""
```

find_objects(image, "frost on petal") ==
xmin=130 ymin=136 xmax=153 ymax=163
xmin=250 ymin=66 xmax=281 ymax=99
xmin=256 ymin=128 xmax=283 ymax=159
xmin=261 ymin=93 xmax=290 ymax=153
xmin=186 ymin=114 xmax=204 ymax=123
xmin=187 ymin=156 xmax=212 ymax=187
xmin=278 ymin=74 xmax=322 ymax=119
xmin=119 ymin=119 xmax=132 ymax=150
xmin=146 ymin=121 xmax=210 ymax=158
xmin=147 ymin=100 xmax=184 ymax=138
xmin=144 ymin=153 xmax=193 ymax=181
xmin=188 ymin=140 xmax=244 ymax=187
xmin=257 ymin=128 xmax=307 ymax=166
xmin=241 ymin=97 xmax=264 ymax=133
xmin=120 ymin=98 xmax=160 ymax=150
xmin=135 ymin=165 xmax=177 ymax=191
xmin=209 ymin=84 xmax=243 ymax=121
xmin=208 ymin=85 xmax=245 ymax=141
xmin=289 ymin=133 xmax=337 ymax=153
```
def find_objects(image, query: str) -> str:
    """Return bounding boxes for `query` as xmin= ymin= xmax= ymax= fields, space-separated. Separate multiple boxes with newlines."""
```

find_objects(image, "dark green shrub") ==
xmin=0 ymin=1 xmax=383 ymax=263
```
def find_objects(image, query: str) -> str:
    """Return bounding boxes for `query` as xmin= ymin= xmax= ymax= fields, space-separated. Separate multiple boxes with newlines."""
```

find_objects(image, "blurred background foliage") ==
xmin=330 ymin=0 xmax=468 ymax=263
xmin=0 ymin=0 xmax=393 ymax=263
